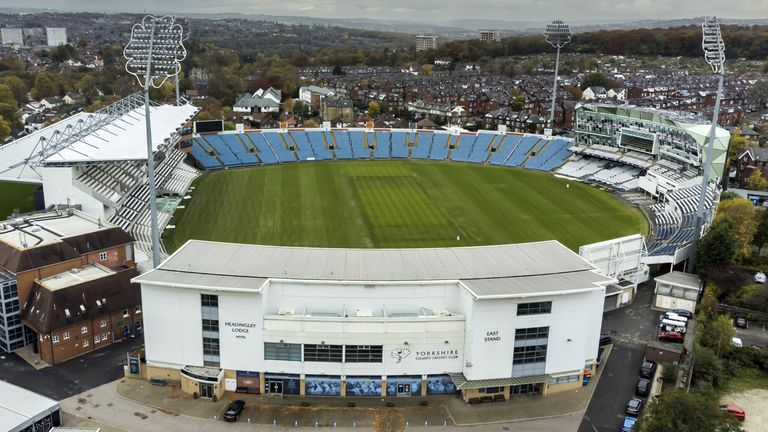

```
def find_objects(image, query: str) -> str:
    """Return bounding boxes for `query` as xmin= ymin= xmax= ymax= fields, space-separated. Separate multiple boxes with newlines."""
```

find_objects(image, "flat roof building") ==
xmin=1 ymin=28 xmax=23 ymax=47
xmin=416 ymin=35 xmax=438 ymax=52
xmin=134 ymin=240 xmax=613 ymax=402
xmin=0 ymin=380 xmax=61 ymax=432
xmin=480 ymin=31 xmax=502 ymax=43
xmin=45 ymin=27 xmax=67 ymax=47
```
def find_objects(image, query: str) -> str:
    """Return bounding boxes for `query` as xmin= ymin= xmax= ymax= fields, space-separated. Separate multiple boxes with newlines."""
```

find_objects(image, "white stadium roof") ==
xmin=134 ymin=240 xmax=615 ymax=299
xmin=0 ymin=95 xmax=198 ymax=183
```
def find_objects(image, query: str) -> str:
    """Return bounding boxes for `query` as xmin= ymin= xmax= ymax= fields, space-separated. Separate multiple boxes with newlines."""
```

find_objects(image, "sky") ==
xmin=0 ymin=0 xmax=766 ymax=23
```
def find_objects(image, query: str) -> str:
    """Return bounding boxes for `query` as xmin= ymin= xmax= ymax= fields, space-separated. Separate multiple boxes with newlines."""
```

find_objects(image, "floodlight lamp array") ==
xmin=545 ymin=20 xmax=572 ymax=48
xmin=702 ymin=16 xmax=725 ymax=74
xmin=124 ymin=15 xmax=187 ymax=88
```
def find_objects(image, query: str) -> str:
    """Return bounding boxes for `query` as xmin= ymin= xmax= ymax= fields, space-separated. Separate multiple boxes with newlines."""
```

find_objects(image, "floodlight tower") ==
xmin=545 ymin=20 xmax=572 ymax=134
xmin=692 ymin=16 xmax=725 ymax=262
xmin=124 ymin=15 xmax=187 ymax=268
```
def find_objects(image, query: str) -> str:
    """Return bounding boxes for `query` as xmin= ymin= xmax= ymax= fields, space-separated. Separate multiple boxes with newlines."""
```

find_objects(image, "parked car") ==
xmin=658 ymin=330 xmax=684 ymax=343
xmin=223 ymin=400 xmax=246 ymax=422
xmin=755 ymin=271 xmax=766 ymax=283
xmin=734 ymin=317 xmax=748 ymax=329
xmin=719 ymin=404 xmax=746 ymax=421
xmin=599 ymin=334 xmax=612 ymax=346
xmin=635 ymin=378 xmax=651 ymax=397
xmin=639 ymin=360 xmax=657 ymax=378
xmin=625 ymin=397 xmax=643 ymax=416
xmin=732 ymin=337 xmax=743 ymax=348
xmin=621 ymin=415 xmax=637 ymax=432
xmin=671 ymin=308 xmax=693 ymax=319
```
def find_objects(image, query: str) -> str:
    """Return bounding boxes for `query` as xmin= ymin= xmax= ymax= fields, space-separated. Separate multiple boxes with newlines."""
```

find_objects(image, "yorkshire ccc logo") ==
xmin=391 ymin=347 xmax=411 ymax=363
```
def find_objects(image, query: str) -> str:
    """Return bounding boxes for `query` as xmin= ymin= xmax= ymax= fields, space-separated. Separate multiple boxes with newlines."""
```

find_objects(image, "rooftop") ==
xmin=0 ymin=380 xmax=59 ymax=432
xmin=0 ymin=209 xmax=116 ymax=250
xmin=39 ymin=263 xmax=114 ymax=291
xmin=655 ymin=271 xmax=702 ymax=289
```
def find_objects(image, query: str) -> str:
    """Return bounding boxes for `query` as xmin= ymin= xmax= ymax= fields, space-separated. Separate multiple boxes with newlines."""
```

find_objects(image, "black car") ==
xmin=734 ymin=317 xmax=748 ymax=329
xmin=599 ymin=334 xmax=612 ymax=346
xmin=635 ymin=378 xmax=651 ymax=397
xmin=671 ymin=309 xmax=693 ymax=319
xmin=625 ymin=397 xmax=643 ymax=416
xmin=639 ymin=360 xmax=657 ymax=378
xmin=223 ymin=400 xmax=246 ymax=422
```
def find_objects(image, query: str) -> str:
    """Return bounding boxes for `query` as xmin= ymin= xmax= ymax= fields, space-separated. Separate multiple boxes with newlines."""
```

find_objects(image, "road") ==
xmin=578 ymin=281 xmax=658 ymax=432
xmin=0 ymin=336 xmax=144 ymax=400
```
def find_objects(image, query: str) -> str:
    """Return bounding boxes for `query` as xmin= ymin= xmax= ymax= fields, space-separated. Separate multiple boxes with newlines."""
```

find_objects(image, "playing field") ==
xmin=164 ymin=161 xmax=648 ymax=252
xmin=0 ymin=182 xmax=38 ymax=220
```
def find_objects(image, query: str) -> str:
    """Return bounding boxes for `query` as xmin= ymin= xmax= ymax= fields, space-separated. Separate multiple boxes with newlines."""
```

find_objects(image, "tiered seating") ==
xmin=220 ymin=134 xmax=260 ymax=165
xmin=75 ymin=162 xmax=146 ymax=205
xmin=373 ymin=131 xmax=391 ymax=159
xmin=647 ymin=183 xmax=717 ymax=256
xmin=429 ymin=133 xmax=450 ymax=160
xmin=306 ymin=131 xmax=333 ymax=160
xmin=190 ymin=137 xmax=222 ymax=169
xmin=287 ymin=131 xmax=315 ymax=161
xmin=348 ymin=131 xmax=369 ymax=159
xmin=412 ymin=132 xmax=433 ymax=159
xmin=262 ymin=132 xmax=297 ymax=162
xmin=390 ymin=131 xmax=409 ymax=158
xmin=469 ymin=134 xmax=494 ymax=163
xmin=244 ymin=133 xmax=279 ymax=164
xmin=525 ymin=139 xmax=571 ymax=171
xmin=204 ymin=135 xmax=242 ymax=166
xmin=556 ymin=156 xmax=606 ymax=179
xmin=591 ymin=165 xmax=641 ymax=186
xmin=490 ymin=135 xmax=521 ymax=165
xmin=330 ymin=131 xmax=353 ymax=159
xmin=450 ymin=135 xmax=474 ymax=162
xmin=505 ymin=136 xmax=538 ymax=167
xmin=620 ymin=151 xmax=654 ymax=169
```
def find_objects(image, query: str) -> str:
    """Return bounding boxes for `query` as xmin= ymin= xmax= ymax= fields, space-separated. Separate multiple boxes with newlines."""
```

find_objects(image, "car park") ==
xmin=719 ymin=404 xmax=746 ymax=421
xmin=639 ymin=360 xmax=657 ymax=378
xmin=621 ymin=415 xmax=637 ymax=432
xmin=635 ymin=378 xmax=651 ymax=397
xmin=658 ymin=330 xmax=684 ymax=343
xmin=734 ymin=317 xmax=748 ymax=329
xmin=625 ymin=397 xmax=643 ymax=416
xmin=223 ymin=400 xmax=246 ymax=422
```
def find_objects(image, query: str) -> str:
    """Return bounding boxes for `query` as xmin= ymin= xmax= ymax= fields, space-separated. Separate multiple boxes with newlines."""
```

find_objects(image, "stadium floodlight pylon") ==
xmin=124 ymin=15 xmax=187 ymax=268
xmin=692 ymin=16 xmax=725 ymax=270
xmin=545 ymin=20 xmax=572 ymax=134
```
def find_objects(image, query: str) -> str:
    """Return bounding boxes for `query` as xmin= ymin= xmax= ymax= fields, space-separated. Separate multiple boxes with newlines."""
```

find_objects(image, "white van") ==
xmin=664 ymin=312 xmax=688 ymax=325
xmin=732 ymin=337 xmax=743 ymax=348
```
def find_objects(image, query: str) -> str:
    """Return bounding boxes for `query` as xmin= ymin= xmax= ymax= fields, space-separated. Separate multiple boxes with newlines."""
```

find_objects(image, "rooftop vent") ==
xmin=356 ymin=309 xmax=373 ymax=317
xmin=278 ymin=308 xmax=295 ymax=316
xmin=64 ymin=308 xmax=71 ymax=318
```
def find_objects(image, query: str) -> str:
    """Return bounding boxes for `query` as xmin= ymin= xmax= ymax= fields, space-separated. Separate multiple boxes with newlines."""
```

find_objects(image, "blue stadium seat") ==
xmin=220 ymin=134 xmax=260 ymax=165
xmin=244 ymin=133 xmax=278 ymax=164
xmin=412 ymin=132 xmax=433 ymax=159
xmin=468 ymin=133 xmax=495 ymax=163
xmin=190 ymin=138 xmax=223 ymax=169
xmin=306 ymin=131 xmax=333 ymax=160
xmin=450 ymin=135 xmax=473 ymax=162
xmin=330 ymin=131 xmax=353 ymax=159
xmin=205 ymin=135 xmax=242 ymax=166
xmin=490 ymin=135 xmax=521 ymax=165
xmin=390 ymin=131 xmax=409 ymax=158
xmin=505 ymin=136 xmax=538 ymax=167
xmin=429 ymin=133 xmax=450 ymax=160
xmin=288 ymin=131 xmax=316 ymax=161
xmin=348 ymin=131 xmax=370 ymax=159
xmin=373 ymin=131 xmax=391 ymax=159
xmin=262 ymin=132 xmax=297 ymax=163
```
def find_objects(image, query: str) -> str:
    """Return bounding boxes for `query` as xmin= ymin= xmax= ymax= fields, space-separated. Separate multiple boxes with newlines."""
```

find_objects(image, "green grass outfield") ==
xmin=164 ymin=160 xmax=648 ymax=252
xmin=0 ymin=182 xmax=38 ymax=220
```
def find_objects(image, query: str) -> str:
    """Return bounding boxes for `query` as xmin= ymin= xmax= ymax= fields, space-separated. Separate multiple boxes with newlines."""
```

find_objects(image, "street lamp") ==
xmin=124 ymin=15 xmax=186 ymax=268
xmin=545 ymin=19 xmax=572 ymax=135
xmin=692 ymin=16 xmax=725 ymax=264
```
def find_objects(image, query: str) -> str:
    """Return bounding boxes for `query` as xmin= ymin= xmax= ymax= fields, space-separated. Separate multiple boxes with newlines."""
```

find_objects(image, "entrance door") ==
xmin=199 ymin=383 xmax=214 ymax=398
xmin=266 ymin=380 xmax=283 ymax=395
xmin=396 ymin=383 xmax=411 ymax=396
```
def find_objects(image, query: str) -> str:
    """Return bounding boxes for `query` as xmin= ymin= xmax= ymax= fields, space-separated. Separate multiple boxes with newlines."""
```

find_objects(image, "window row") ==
xmin=512 ymin=344 xmax=548 ymax=365
xmin=515 ymin=327 xmax=549 ymax=341
xmin=202 ymin=319 xmax=219 ymax=333
xmin=201 ymin=294 xmax=218 ymax=308
xmin=516 ymin=301 xmax=551 ymax=316
xmin=264 ymin=343 xmax=383 ymax=363
xmin=203 ymin=337 xmax=220 ymax=356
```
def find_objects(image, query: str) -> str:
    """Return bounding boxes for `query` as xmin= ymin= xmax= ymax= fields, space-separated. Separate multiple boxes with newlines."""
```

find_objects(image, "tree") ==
xmin=0 ymin=115 xmax=11 ymax=142
xmin=714 ymin=198 xmax=759 ymax=258
xmin=753 ymin=209 xmax=768 ymax=253
xmin=510 ymin=95 xmax=525 ymax=112
xmin=635 ymin=390 xmax=742 ymax=432
xmin=368 ymin=100 xmax=381 ymax=117
xmin=695 ymin=221 xmax=737 ymax=274
xmin=748 ymin=170 xmax=768 ymax=191
xmin=419 ymin=64 xmax=433 ymax=76
xmin=699 ymin=315 xmax=736 ymax=358
xmin=31 ymin=72 xmax=60 ymax=99
xmin=0 ymin=76 xmax=28 ymax=105
xmin=332 ymin=64 xmax=343 ymax=75
xmin=303 ymin=118 xmax=318 ymax=128
xmin=283 ymin=97 xmax=295 ymax=114
xmin=719 ymin=191 xmax=741 ymax=201
xmin=580 ymin=72 xmax=610 ymax=90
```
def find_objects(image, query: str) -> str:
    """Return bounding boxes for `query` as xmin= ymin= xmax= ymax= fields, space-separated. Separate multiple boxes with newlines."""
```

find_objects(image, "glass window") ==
xmin=515 ymin=327 xmax=549 ymax=340
xmin=202 ymin=319 xmax=219 ymax=333
xmin=82 ymin=339 xmax=89 ymax=347
xmin=203 ymin=337 xmax=220 ymax=356
xmin=344 ymin=345 xmax=383 ymax=363
xmin=304 ymin=344 xmax=343 ymax=362
xmin=201 ymin=294 xmax=218 ymax=307
xmin=513 ymin=344 xmax=548 ymax=365
xmin=63 ymin=332 xmax=71 ymax=340
xmin=95 ymin=335 xmax=101 ymax=343
xmin=264 ymin=342 xmax=301 ymax=361
xmin=99 ymin=252 xmax=108 ymax=261
xmin=516 ymin=301 xmax=552 ymax=316
xmin=52 ymin=335 xmax=59 ymax=343
xmin=100 ymin=320 xmax=107 ymax=328
xmin=81 ymin=326 xmax=88 ymax=334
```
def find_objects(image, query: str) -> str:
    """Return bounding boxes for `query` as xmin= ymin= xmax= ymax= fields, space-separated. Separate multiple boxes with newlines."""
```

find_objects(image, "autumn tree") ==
xmin=31 ymin=72 xmax=60 ymax=99
xmin=0 ymin=76 xmax=28 ymax=105
xmin=0 ymin=115 xmax=11 ymax=142
xmin=368 ymin=100 xmax=381 ymax=117
xmin=748 ymin=170 xmax=768 ymax=191
xmin=419 ymin=64 xmax=433 ymax=76
xmin=714 ymin=197 xmax=759 ymax=258
xmin=753 ymin=209 xmax=768 ymax=253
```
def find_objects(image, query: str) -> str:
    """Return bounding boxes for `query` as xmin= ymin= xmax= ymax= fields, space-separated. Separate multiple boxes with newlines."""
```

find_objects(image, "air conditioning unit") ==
xmin=278 ymin=308 xmax=295 ymax=316
xmin=356 ymin=309 xmax=373 ymax=317
xmin=434 ymin=309 xmax=451 ymax=317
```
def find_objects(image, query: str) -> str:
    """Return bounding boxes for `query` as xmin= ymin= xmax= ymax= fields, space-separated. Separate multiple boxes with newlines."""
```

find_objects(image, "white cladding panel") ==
xmin=40 ymin=167 xmax=105 ymax=218
xmin=217 ymin=291 xmax=263 ymax=372
xmin=142 ymin=284 xmax=204 ymax=367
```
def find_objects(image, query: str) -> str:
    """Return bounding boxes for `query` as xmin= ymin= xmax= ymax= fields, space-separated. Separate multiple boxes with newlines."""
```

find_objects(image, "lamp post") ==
xmin=545 ymin=20 xmax=572 ymax=135
xmin=692 ymin=16 xmax=725 ymax=268
xmin=124 ymin=15 xmax=186 ymax=268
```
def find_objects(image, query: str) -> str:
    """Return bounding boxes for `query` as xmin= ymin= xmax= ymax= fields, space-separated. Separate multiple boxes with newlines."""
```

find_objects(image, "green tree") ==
xmin=695 ymin=221 xmax=737 ymax=274
xmin=635 ymin=390 xmax=742 ymax=432
xmin=511 ymin=95 xmax=525 ymax=112
xmin=714 ymin=198 xmax=759 ymax=258
xmin=31 ymin=72 xmax=60 ymax=99
xmin=692 ymin=344 xmax=725 ymax=388
xmin=332 ymin=64 xmax=343 ymax=75
xmin=719 ymin=191 xmax=741 ymax=201
xmin=0 ymin=115 xmax=11 ymax=142
xmin=0 ymin=76 xmax=28 ymax=105
xmin=368 ymin=100 xmax=381 ymax=117
xmin=753 ymin=209 xmax=768 ymax=253
xmin=748 ymin=170 xmax=768 ymax=191
xmin=699 ymin=315 xmax=736 ymax=358
xmin=580 ymin=72 xmax=610 ymax=90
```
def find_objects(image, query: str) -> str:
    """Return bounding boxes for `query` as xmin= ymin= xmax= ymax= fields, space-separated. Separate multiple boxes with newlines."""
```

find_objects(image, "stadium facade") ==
xmin=133 ymin=240 xmax=613 ymax=402
xmin=574 ymin=103 xmax=730 ymax=180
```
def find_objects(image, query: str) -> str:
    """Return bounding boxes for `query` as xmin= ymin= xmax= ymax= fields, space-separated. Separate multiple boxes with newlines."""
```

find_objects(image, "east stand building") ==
xmin=133 ymin=240 xmax=613 ymax=402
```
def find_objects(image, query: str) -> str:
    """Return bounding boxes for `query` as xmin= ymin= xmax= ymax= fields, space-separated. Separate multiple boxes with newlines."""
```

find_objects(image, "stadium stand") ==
xmin=330 ymin=131 xmax=353 ymax=159
xmin=469 ymin=133 xmax=495 ymax=163
xmin=412 ymin=132 xmax=433 ymax=159
xmin=505 ymin=136 xmax=539 ymax=167
xmin=390 ymin=131 xmax=410 ymax=158
xmin=243 ymin=132 xmax=279 ymax=164
xmin=429 ymin=133 xmax=450 ymax=160
xmin=646 ymin=183 xmax=717 ymax=257
xmin=373 ymin=131 xmax=391 ymax=159
xmin=306 ymin=131 xmax=333 ymax=160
